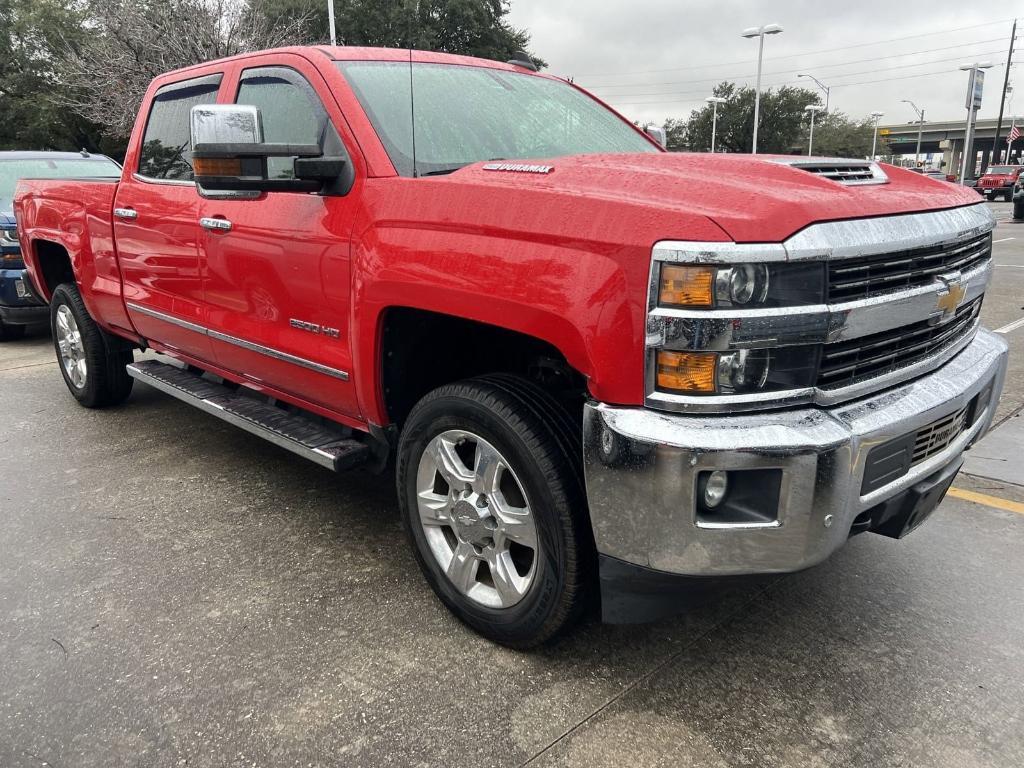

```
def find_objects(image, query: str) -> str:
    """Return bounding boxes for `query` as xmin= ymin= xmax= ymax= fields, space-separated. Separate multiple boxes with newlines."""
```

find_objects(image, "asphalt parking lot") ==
xmin=2 ymin=202 xmax=1023 ymax=768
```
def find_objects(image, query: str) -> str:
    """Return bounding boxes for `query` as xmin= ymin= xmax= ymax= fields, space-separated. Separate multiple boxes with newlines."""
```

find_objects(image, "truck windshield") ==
xmin=0 ymin=157 xmax=122 ymax=199
xmin=336 ymin=61 xmax=658 ymax=177
xmin=986 ymin=166 xmax=1017 ymax=175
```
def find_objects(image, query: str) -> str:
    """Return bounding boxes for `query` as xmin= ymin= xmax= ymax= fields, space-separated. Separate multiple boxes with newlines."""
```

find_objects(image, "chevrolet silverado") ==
xmin=14 ymin=47 xmax=1008 ymax=647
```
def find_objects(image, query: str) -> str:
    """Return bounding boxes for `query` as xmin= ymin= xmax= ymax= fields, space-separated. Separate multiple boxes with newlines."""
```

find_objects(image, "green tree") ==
xmin=0 ymin=0 xmax=114 ymax=154
xmin=662 ymin=117 xmax=687 ymax=152
xmin=798 ymin=111 xmax=886 ymax=158
xmin=253 ymin=0 xmax=543 ymax=65
xmin=682 ymin=81 xmax=821 ymax=154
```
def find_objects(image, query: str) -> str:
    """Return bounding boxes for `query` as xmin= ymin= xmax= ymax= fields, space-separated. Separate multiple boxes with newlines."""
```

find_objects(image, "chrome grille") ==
xmin=912 ymin=405 xmax=969 ymax=466
xmin=818 ymin=297 xmax=982 ymax=389
xmin=829 ymin=233 xmax=991 ymax=302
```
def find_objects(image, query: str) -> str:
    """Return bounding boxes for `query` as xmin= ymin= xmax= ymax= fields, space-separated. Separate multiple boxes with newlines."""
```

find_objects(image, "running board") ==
xmin=126 ymin=360 xmax=370 ymax=472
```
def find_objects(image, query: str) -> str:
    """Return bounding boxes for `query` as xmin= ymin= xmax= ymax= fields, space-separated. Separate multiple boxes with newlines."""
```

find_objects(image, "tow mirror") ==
xmin=189 ymin=104 xmax=346 ymax=194
xmin=644 ymin=124 xmax=667 ymax=148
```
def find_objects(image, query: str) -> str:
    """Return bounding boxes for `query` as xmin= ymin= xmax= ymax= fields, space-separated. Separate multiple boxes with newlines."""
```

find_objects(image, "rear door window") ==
xmin=138 ymin=74 xmax=222 ymax=181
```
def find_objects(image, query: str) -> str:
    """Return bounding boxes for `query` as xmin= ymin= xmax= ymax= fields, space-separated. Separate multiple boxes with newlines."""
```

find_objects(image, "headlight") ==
xmin=0 ymin=227 xmax=17 ymax=243
xmin=658 ymin=262 xmax=824 ymax=309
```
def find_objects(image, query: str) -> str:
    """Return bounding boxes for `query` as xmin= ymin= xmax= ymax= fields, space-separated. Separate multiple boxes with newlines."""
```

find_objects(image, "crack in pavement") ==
xmin=516 ymin=584 xmax=779 ymax=767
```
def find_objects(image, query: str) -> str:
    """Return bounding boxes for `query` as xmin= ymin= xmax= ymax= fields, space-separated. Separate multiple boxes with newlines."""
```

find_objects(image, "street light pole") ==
xmin=328 ymin=0 xmax=337 ymax=46
xmin=805 ymin=104 xmax=823 ymax=155
xmin=901 ymin=100 xmax=925 ymax=166
xmin=741 ymin=24 xmax=783 ymax=154
xmin=870 ymin=111 xmax=884 ymax=160
xmin=959 ymin=62 xmax=994 ymax=184
xmin=705 ymin=96 xmax=727 ymax=152
xmin=797 ymin=73 xmax=830 ymax=113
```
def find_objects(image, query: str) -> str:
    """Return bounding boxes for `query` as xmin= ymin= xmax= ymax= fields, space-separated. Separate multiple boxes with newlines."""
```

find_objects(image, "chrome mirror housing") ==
xmin=189 ymin=104 xmax=344 ymax=196
xmin=644 ymin=124 xmax=667 ymax=148
xmin=190 ymin=104 xmax=263 ymax=146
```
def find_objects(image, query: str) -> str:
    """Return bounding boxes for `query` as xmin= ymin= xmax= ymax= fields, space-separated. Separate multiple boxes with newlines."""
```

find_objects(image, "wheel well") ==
xmin=380 ymin=308 xmax=588 ymax=428
xmin=33 ymin=240 xmax=75 ymax=299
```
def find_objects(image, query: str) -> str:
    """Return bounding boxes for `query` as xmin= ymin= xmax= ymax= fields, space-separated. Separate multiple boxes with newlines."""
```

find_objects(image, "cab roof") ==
xmin=159 ymin=45 xmax=553 ymax=81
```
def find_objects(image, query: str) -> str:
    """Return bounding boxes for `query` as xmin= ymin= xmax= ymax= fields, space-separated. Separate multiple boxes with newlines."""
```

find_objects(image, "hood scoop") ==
xmin=770 ymin=157 xmax=889 ymax=186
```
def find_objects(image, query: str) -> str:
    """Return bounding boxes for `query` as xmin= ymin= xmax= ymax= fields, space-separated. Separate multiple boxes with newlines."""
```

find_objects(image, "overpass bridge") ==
xmin=878 ymin=117 xmax=1022 ymax=178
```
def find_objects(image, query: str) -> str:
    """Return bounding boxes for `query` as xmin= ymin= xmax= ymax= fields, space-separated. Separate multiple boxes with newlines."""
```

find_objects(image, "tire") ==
xmin=0 ymin=320 xmax=25 ymax=341
xmin=1014 ymin=200 xmax=1024 ymax=221
xmin=396 ymin=375 xmax=593 ymax=648
xmin=986 ymin=192 xmax=997 ymax=201
xmin=50 ymin=282 xmax=134 ymax=407
xmin=1005 ymin=190 xmax=1014 ymax=202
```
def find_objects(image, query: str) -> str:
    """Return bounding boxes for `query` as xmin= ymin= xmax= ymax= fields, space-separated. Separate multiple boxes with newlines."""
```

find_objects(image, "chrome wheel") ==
xmin=415 ymin=429 xmax=538 ymax=609
xmin=55 ymin=304 xmax=87 ymax=389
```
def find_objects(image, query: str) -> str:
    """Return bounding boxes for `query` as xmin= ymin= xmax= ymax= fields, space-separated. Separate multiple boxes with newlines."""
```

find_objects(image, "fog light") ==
xmin=15 ymin=278 xmax=28 ymax=299
xmin=703 ymin=470 xmax=729 ymax=508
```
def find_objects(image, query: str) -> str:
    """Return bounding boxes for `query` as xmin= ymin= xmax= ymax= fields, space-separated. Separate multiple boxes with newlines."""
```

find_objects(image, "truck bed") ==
xmin=14 ymin=177 xmax=135 ymax=337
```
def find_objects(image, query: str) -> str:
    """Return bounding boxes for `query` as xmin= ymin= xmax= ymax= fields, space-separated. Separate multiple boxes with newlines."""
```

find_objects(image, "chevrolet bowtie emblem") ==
xmin=934 ymin=272 xmax=967 ymax=323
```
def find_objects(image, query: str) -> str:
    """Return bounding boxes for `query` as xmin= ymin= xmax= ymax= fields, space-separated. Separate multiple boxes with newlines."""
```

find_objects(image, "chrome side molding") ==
xmin=125 ymin=302 xmax=349 ymax=381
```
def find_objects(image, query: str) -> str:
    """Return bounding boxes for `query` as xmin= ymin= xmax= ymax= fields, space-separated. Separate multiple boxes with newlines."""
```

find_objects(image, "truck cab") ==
xmin=13 ymin=47 xmax=1009 ymax=647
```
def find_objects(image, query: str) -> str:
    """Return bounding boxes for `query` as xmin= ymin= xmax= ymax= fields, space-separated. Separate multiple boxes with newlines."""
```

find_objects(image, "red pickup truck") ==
xmin=14 ymin=46 xmax=1008 ymax=647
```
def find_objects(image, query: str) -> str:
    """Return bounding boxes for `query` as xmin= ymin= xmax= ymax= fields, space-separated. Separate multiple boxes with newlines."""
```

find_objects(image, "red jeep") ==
xmin=13 ymin=46 xmax=1008 ymax=646
xmin=977 ymin=164 xmax=1022 ymax=201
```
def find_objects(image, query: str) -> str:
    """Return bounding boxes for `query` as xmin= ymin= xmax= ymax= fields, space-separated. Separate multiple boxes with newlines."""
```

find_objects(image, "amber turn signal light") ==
xmin=659 ymin=265 xmax=715 ymax=307
xmin=193 ymin=157 xmax=244 ymax=177
xmin=655 ymin=350 xmax=717 ymax=393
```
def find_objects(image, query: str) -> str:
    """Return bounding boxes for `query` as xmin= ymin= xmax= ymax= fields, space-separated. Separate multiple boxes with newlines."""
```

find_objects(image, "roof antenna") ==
xmin=407 ymin=0 xmax=419 ymax=178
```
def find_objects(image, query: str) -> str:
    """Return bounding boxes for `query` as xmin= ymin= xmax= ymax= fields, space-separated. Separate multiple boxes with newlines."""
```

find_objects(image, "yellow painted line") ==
xmin=948 ymin=487 xmax=1024 ymax=515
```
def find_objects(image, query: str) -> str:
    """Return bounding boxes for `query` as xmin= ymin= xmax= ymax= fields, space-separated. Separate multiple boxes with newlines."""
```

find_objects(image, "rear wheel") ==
xmin=50 ymin=283 xmax=134 ymax=407
xmin=396 ymin=375 xmax=592 ymax=648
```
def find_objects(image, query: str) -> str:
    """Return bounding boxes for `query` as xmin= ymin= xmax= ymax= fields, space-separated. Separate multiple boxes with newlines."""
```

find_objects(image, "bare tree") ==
xmin=60 ymin=0 xmax=311 ymax=138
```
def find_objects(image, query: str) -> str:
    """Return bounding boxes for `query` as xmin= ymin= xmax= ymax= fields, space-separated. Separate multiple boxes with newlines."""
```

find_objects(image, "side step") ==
xmin=126 ymin=360 xmax=370 ymax=472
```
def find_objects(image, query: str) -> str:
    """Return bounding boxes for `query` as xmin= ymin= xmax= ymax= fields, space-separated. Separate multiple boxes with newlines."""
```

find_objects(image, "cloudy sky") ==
xmin=506 ymin=1 xmax=1018 ymax=129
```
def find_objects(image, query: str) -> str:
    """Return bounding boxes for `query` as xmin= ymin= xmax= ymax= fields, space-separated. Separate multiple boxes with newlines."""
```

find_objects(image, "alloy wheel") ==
xmin=415 ymin=429 xmax=539 ymax=609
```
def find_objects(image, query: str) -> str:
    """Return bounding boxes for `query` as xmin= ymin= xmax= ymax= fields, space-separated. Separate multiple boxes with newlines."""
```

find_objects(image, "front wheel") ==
xmin=1014 ymin=199 xmax=1024 ymax=221
xmin=396 ymin=375 xmax=593 ymax=648
xmin=50 ymin=283 xmax=134 ymax=407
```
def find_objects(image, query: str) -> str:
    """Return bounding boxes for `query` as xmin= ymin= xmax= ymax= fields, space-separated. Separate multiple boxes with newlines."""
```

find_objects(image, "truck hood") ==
xmin=0 ymin=200 xmax=13 ymax=226
xmin=450 ymin=153 xmax=983 ymax=242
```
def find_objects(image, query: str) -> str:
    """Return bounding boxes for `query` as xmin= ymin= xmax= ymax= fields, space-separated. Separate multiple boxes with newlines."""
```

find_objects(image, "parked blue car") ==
xmin=1 ymin=150 xmax=122 ymax=339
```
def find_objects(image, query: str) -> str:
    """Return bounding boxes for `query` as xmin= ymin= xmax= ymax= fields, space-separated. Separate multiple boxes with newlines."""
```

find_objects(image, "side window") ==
xmin=236 ymin=67 xmax=344 ymax=180
xmin=138 ymin=74 xmax=222 ymax=181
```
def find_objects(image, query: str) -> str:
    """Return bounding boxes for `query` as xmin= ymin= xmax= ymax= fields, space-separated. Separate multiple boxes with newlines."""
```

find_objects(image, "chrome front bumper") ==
xmin=583 ymin=329 xmax=1009 ymax=577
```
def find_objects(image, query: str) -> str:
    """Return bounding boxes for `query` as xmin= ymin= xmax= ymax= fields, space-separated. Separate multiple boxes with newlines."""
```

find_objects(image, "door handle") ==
xmin=113 ymin=207 xmax=138 ymax=220
xmin=199 ymin=217 xmax=232 ymax=232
